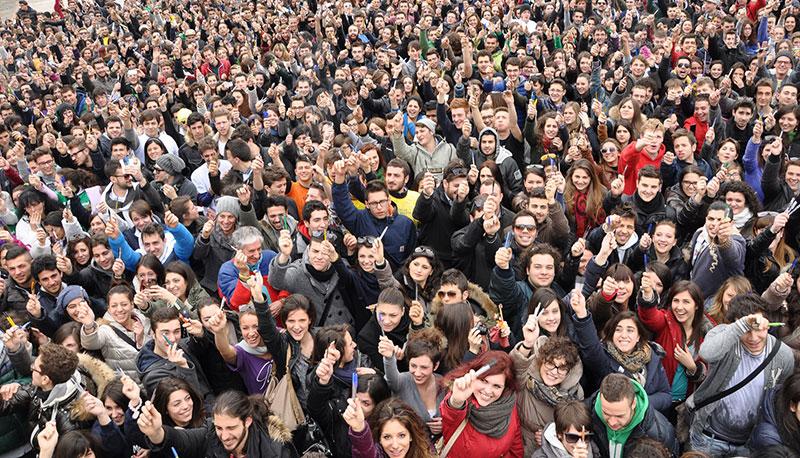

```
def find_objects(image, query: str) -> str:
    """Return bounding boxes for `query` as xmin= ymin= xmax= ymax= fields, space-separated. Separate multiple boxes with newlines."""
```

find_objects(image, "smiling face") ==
xmin=166 ymin=389 xmax=194 ymax=427
xmin=612 ymin=318 xmax=640 ymax=354
xmin=473 ymin=372 xmax=506 ymax=406
xmin=379 ymin=419 xmax=412 ymax=458
xmin=214 ymin=413 xmax=251 ymax=453
xmin=239 ymin=313 xmax=263 ymax=348
xmin=408 ymin=354 xmax=436 ymax=386
xmin=670 ymin=290 xmax=697 ymax=325
xmin=741 ymin=312 xmax=769 ymax=354
xmin=107 ymin=291 xmax=134 ymax=325
xmin=652 ymin=223 xmax=677 ymax=255
xmin=540 ymin=356 xmax=569 ymax=386
xmin=527 ymin=253 xmax=555 ymax=288
xmin=538 ymin=300 xmax=561 ymax=334
xmin=408 ymin=256 xmax=432 ymax=284
xmin=571 ymin=167 xmax=590 ymax=192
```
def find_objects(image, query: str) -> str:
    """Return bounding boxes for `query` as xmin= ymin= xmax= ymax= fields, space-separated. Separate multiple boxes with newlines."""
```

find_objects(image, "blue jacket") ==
xmin=332 ymin=181 xmax=416 ymax=269
xmin=217 ymin=250 xmax=277 ymax=303
xmin=110 ymin=223 xmax=194 ymax=272
xmin=750 ymin=387 xmax=783 ymax=451
xmin=572 ymin=312 xmax=673 ymax=414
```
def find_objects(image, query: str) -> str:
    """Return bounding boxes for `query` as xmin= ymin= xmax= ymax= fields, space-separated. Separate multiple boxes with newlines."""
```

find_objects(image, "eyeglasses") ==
xmin=30 ymin=364 xmax=41 ymax=375
xmin=68 ymin=148 xmax=87 ymax=157
xmin=563 ymin=431 xmax=594 ymax=444
xmin=437 ymin=290 xmax=461 ymax=299
xmin=514 ymin=224 xmax=536 ymax=232
xmin=544 ymin=360 xmax=570 ymax=375
xmin=681 ymin=180 xmax=699 ymax=187
xmin=153 ymin=166 xmax=164 ymax=172
xmin=114 ymin=174 xmax=134 ymax=180
xmin=366 ymin=199 xmax=390 ymax=209
xmin=413 ymin=246 xmax=435 ymax=258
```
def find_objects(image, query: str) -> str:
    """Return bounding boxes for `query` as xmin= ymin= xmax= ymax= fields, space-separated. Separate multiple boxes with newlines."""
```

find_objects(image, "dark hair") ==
xmin=645 ymin=260 xmax=673 ymax=293
xmin=367 ymin=399 xmax=436 ymax=458
xmin=405 ymin=327 xmax=445 ymax=365
xmin=378 ymin=287 xmax=405 ymax=308
xmin=312 ymin=324 xmax=351 ymax=365
xmin=435 ymin=302 xmax=473 ymax=371
xmin=554 ymin=400 xmax=592 ymax=435
xmin=774 ymin=371 xmax=800 ymax=453
xmin=279 ymin=294 xmax=317 ymax=329
xmin=527 ymin=288 xmax=569 ymax=337
xmin=31 ymin=254 xmax=58 ymax=281
xmin=720 ymin=180 xmax=762 ymax=214
xmin=52 ymin=322 xmax=81 ymax=351
xmin=3 ymin=244 xmax=29 ymax=262
xmin=100 ymin=378 xmax=130 ymax=415
xmin=627 ymin=437 xmax=672 ymax=458
xmin=153 ymin=377 xmax=206 ymax=428
xmin=726 ymin=292 xmax=769 ymax=322
xmin=164 ymin=261 xmax=198 ymax=298
xmin=439 ymin=269 xmax=468 ymax=292
xmin=213 ymin=390 xmax=271 ymax=428
xmin=600 ymin=373 xmax=635 ymax=403
xmin=39 ymin=342 xmax=79 ymax=385
xmin=602 ymin=311 xmax=651 ymax=347
xmin=66 ymin=235 xmax=92 ymax=268
xmin=302 ymin=200 xmax=328 ymax=222
xmin=136 ymin=254 xmax=165 ymax=285
xmin=150 ymin=306 xmax=180 ymax=331
xmin=520 ymin=243 xmax=562 ymax=281
xmin=665 ymin=281 xmax=707 ymax=347
xmin=357 ymin=372 xmax=391 ymax=406
xmin=535 ymin=336 xmax=579 ymax=371
xmin=53 ymin=431 xmax=99 ymax=458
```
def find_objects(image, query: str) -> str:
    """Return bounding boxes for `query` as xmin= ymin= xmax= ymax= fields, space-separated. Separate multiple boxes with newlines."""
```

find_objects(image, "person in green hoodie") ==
xmin=589 ymin=373 xmax=678 ymax=458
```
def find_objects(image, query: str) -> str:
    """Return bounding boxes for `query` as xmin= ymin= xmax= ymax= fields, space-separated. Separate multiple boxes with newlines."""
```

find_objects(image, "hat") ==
xmin=215 ymin=196 xmax=240 ymax=220
xmin=155 ymin=155 xmax=185 ymax=176
xmin=415 ymin=118 xmax=436 ymax=134
xmin=775 ymin=51 xmax=795 ymax=68
xmin=56 ymin=285 xmax=88 ymax=314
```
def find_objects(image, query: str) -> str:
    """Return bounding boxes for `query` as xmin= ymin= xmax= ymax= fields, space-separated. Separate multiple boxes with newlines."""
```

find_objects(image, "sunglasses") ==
xmin=601 ymin=147 xmax=618 ymax=154
xmin=357 ymin=236 xmax=376 ymax=246
xmin=514 ymin=224 xmax=536 ymax=232
xmin=445 ymin=167 xmax=469 ymax=179
xmin=413 ymin=246 xmax=435 ymax=257
xmin=437 ymin=290 xmax=461 ymax=299
xmin=677 ymin=63 xmax=690 ymax=69
xmin=563 ymin=431 xmax=594 ymax=444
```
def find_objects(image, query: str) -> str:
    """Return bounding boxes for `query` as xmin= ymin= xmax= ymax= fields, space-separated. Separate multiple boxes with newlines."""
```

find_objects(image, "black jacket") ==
xmin=412 ymin=186 xmax=468 ymax=269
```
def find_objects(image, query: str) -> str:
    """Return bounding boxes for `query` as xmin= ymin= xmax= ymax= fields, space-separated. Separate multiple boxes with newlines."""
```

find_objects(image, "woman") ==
xmin=336 ymin=238 xmax=391 ymax=321
xmin=611 ymin=120 xmax=635 ymax=148
xmin=135 ymin=390 xmax=292 ymax=456
xmin=571 ymin=290 xmax=672 ymax=413
xmin=530 ymin=113 xmax=565 ymax=165
xmin=440 ymin=351 xmax=523 ymax=457
xmin=15 ymin=188 xmax=62 ymax=251
xmin=597 ymin=139 xmax=621 ymax=187
xmin=401 ymin=96 xmax=425 ymax=143
xmin=344 ymin=398 xmax=436 ymax=458
xmin=638 ymin=279 xmax=712 ymax=406
xmin=629 ymin=220 xmax=690 ymax=281
xmin=67 ymin=234 xmax=93 ymax=272
xmin=205 ymin=276 xmax=274 ymax=395
xmin=706 ymin=276 xmax=752 ymax=324
xmin=563 ymin=159 xmax=606 ymax=238
xmin=746 ymin=212 xmax=795 ymax=294
xmin=381 ymin=328 xmax=447 ymax=437
xmin=776 ymin=105 xmax=800 ymax=158
xmin=510 ymin=316 xmax=583 ymax=456
xmin=131 ymin=255 xmax=166 ymax=315
xmin=752 ymin=370 xmax=800 ymax=453
xmin=720 ymin=180 xmax=761 ymax=237
xmin=78 ymin=285 xmax=151 ymax=382
xmin=526 ymin=288 xmax=573 ymax=340
xmin=377 ymin=245 xmax=443 ymax=317
xmin=357 ymin=287 xmax=411 ymax=374
xmin=584 ymin=262 xmax=636 ymax=334
xmin=608 ymin=98 xmax=645 ymax=136
xmin=308 ymin=324 xmax=379 ymax=458
xmin=666 ymin=165 xmax=704 ymax=217
xmin=161 ymin=261 xmax=210 ymax=313
xmin=152 ymin=377 xmax=207 ymax=428
xmin=258 ymin=293 xmax=316 ymax=410
xmin=142 ymin=138 xmax=169 ymax=179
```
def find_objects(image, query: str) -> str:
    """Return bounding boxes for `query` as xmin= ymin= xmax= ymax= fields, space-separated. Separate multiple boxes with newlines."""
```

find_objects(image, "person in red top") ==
xmin=618 ymin=119 xmax=667 ymax=195
xmin=440 ymin=350 xmax=523 ymax=458
xmin=684 ymin=95 xmax=713 ymax=154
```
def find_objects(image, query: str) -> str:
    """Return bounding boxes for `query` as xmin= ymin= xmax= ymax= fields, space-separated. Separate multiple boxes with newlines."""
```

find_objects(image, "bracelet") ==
xmin=520 ymin=342 xmax=533 ymax=350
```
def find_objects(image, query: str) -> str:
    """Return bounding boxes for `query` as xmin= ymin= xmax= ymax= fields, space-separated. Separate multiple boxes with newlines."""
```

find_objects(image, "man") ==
xmin=683 ymin=95 xmax=717 ymax=154
xmin=618 ymin=119 xmax=667 ymax=195
xmin=260 ymin=196 xmax=296 ymax=252
xmin=31 ymin=149 xmax=58 ymax=190
xmin=586 ymin=204 xmax=640 ymax=265
xmin=590 ymin=373 xmax=678 ymax=457
xmin=211 ymin=109 xmax=233 ymax=156
xmin=660 ymin=129 xmax=713 ymax=190
xmin=382 ymin=158 xmax=419 ymax=223
xmin=212 ymin=139 xmax=254 ymax=194
xmin=332 ymin=162 xmax=416 ymax=270
xmin=178 ymin=113 xmax=210 ymax=174
xmin=413 ymin=161 xmax=470 ymax=269
xmin=604 ymin=165 xmax=676 ymax=235
xmin=762 ymin=136 xmax=800 ymax=211
xmin=217 ymin=227 xmax=280 ymax=311
xmin=292 ymin=200 xmax=346 ymax=261
xmin=67 ymin=138 xmax=106 ymax=183
xmin=108 ymin=211 xmax=194 ymax=270
xmin=490 ymin=242 xmax=566 ymax=340
xmin=135 ymin=109 xmax=179 ymax=161
xmin=458 ymin=127 xmax=523 ymax=198
xmin=526 ymin=184 xmax=570 ymax=253
xmin=27 ymin=255 xmax=67 ymax=336
xmin=191 ymin=136 xmax=231 ymax=208
xmin=689 ymin=201 xmax=745 ymax=299
xmin=136 ymin=307 xmax=214 ymax=409
xmin=0 ymin=343 xmax=91 ymax=441
xmin=154 ymin=155 xmax=198 ymax=203
xmin=452 ymin=194 xmax=504 ymax=289
xmin=99 ymin=115 xmax=139 ymax=159
xmin=688 ymin=294 xmax=794 ymax=455
xmin=431 ymin=268 xmax=499 ymax=321
xmin=100 ymin=159 xmax=165 ymax=229
xmin=0 ymin=246 xmax=34 ymax=323
xmin=286 ymin=154 xmax=315 ymax=216
xmin=390 ymin=115 xmax=457 ymax=180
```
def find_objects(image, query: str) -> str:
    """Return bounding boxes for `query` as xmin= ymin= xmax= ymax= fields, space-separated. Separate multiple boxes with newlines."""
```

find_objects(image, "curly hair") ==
xmin=39 ymin=342 xmax=79 ymax=385
xmin=534 ymin=336 xmax=580 ymax=371
xmin=719 ymin=180 xmax=762 ymax=215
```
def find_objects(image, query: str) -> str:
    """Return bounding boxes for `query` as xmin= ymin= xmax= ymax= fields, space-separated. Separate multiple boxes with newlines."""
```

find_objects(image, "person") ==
xmin=751 ymin=370 xmax=800 ymax=454
xmin=532 ymin=400 xmax=600 ymax=458
xmin=343 ymin=397 xmax=437 ymax=458
xmin=389 ymin=115 xmax=457 ymax=180
xmin=589 ymin=373 xmax=679 ymax=457
xmin=0 ymin=245 xmax=35 ymax=323
xmin=135 ymin=389 xmax=293 ymax=456
xmin=687 ymin=294 xmax=795 ymax=456
xmin=510 ymin=313 xmax=583 ymax=456
xmin=688 ymin=201 xmax=746 ymax=299
xmin=357 ymin=287 xmax=411 ymax=374
xmin=153 ymin=154 xmax=198 ymax=203
xmin=216 ymin=226 xmax=281 ymax=311
xmin=440 ymin=350 xmax=523 ymax=457
xmin=99 ymin=159 xmax=164 ymax=229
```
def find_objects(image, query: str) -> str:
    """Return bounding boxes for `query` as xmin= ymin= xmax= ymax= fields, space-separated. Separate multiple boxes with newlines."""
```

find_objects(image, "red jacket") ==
xmin=440 ymin=392 xmax=524 ymax=458
xmin=618 ymin=141 xmax=666 ymax=195
xmin=637 ymin=300 xmax=708 ymax=393
xmin=684 ymin=116 xmax=709 ymax=154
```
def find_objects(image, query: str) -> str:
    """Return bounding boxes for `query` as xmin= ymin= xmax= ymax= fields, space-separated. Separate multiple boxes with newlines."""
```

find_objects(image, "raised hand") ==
xmin=409 ymin=300 xmax=424 ymax=326
xmin=342 ymin=398 xmax=366 ymax=432
xmin=570 ymin=288 xmax=588 ymax=319
xmin=522 ymin=313 xmax=540 ymax=347
xmin=137 ymin=402 xmax=164 ymax=444
xmin=377 ymin=335 xmax=396 ymax=358
xmin=495 ymin=246 xmax=513 ymax=270
xmin=450 ymin=370 xmax=477 ymax=406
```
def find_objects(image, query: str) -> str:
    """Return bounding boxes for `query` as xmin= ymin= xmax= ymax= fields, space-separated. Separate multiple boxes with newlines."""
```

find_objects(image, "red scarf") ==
xmin=574 ymin=191 xmax=589 ymax=237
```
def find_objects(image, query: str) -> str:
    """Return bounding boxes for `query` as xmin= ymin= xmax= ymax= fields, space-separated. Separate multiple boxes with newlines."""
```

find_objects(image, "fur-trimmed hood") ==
xmin=265 ymin=414 xmax=292 ymax=444
xmin=70 ymin=353 xmax=116 ymax=421
xmin=430 ymin=282 xmax=499 ymax=320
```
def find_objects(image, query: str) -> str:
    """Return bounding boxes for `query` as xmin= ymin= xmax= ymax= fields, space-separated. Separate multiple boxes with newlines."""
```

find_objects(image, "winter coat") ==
xmin=430 ymin=281 xmax=500 ymax=321
xmin=451 ymin=218 xmax=503 ymax=290
xmin=456 ymin=128 xmax=524 ymax=197
xmin=135 ymin=339 xmax=215 ymax=410
xmin=618 ymin=142 xmax=666 ymax=196
xmin=217 ymin=250 xmax=284 ymax=311
xmin=79 ymin=310 xmax=151 ymax=382
xmin=390 ymin=133 xmax=457 ymax=179
xmin=148 ymin=415 xmax=293 ymax=458
xmin=332 ymin=181 xmax=417 ymax=269
xmin=762 ymin=153 xmax=795 ymax=211
xmin=439 ymin=392 xmax=524 ymax=458
xmin=269 ymin=253 xmax=353 ymax=327
xmin=571 ymin=312 xmax=672 ymax=413
xmin=687 ymin=317 xmax=795 ymax=437
xmin=71 ymin=260 xmax=116 ymax=309
xmin=637 ymin=291 xmax=711 ymax=391
xmin=588 ymin=380 xmax=678 ymax=458
xmin=99 ymin=181 xmax=164 ymax=230
xmin=510 ymin=339 xmax=584 ymax=457
xmin=334 ymin=262 xmax=382 ymax=331
xmin=688 ymin=229 xmax=746 ymax=299
xmin=413 ymin=185 xmax=469 ymax=269
xmin=0 ymin=347 xmax=30 ymax=455
xmin=750 ymin=387 xmax=785 ymax=451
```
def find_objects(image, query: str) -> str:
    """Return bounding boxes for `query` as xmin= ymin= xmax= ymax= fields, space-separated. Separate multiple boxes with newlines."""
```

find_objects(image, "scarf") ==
xmin=633 ymin=191 xmax=665 ymax=216
xmin=733 ymin=208 xmax=753 ymax=230
xmin=467 ymin=392 xmax=516 ymax=438
xmin=605 ymin=343 xmax=651 ymax=384
xmin=306 ymin=262 xmax=335 ymax=282
xmin=238 ymin=340 xmax=270 ymax=356
xmin=529 ymin=377 xmax=573 ymax=407
xmin=574 ymin=190 xmax=589 ymax=237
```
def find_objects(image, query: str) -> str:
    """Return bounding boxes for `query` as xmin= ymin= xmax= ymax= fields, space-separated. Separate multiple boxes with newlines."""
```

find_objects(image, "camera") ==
xmin=475 ymin=322 xmax=489 ymax=336
xmin=454 ymin=83 xmax=465 ymax=98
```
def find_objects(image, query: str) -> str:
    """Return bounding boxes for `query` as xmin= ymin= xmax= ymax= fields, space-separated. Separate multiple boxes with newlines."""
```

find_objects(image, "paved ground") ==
xmin=0 ymin=0 xmax=53 ymax=20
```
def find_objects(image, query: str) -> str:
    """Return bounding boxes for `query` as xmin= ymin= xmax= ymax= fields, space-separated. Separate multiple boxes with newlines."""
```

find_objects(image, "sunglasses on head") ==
xmin=413 ymin=246 xmax=435 ymax=257
xmin=357 ymin=236 xmax=376 ymax=246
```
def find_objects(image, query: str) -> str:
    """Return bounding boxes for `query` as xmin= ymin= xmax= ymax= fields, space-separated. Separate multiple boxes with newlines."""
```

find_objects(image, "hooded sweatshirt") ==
xmin=593 ymin=379 xmax=648 ymax=458
xmin=458 ymin=128 xmax=523 ymax=197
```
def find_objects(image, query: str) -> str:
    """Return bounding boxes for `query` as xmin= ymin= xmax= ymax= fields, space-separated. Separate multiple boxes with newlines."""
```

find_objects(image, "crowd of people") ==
xmin=0 ymin=0 xmax=799 ymax=456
